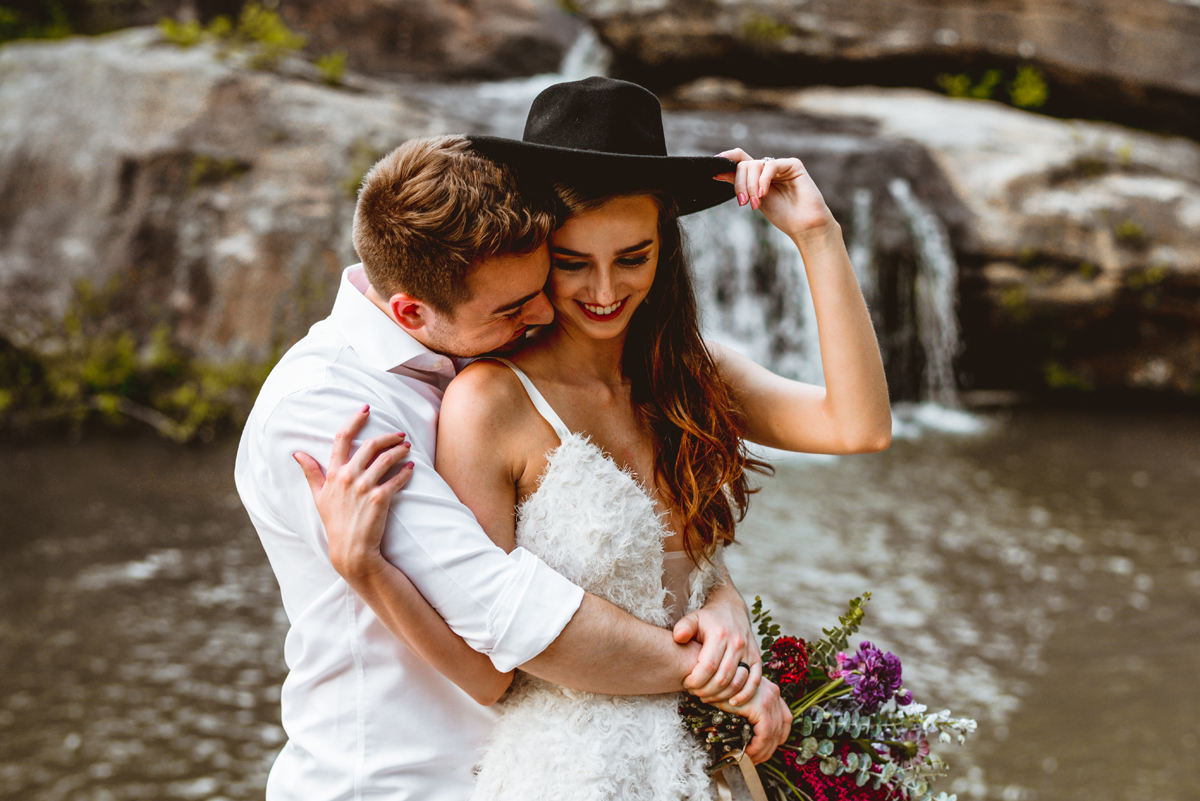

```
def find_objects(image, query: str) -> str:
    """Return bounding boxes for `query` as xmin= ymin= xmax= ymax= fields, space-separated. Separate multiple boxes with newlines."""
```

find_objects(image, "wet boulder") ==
xmin=575 ymin=0 xmax=1200 ymax=140
xmin=277 ymin=0 xmax=583 ymax=80
xmin=777 ymin=87 xmax=1200 ymax=396
xmin=0 ymin=28 xmax=461 ymax=366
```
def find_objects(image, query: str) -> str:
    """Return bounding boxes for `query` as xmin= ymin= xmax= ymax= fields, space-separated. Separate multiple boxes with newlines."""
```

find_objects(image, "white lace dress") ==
xmin=469 ymin=360 xmax=722 ymax=801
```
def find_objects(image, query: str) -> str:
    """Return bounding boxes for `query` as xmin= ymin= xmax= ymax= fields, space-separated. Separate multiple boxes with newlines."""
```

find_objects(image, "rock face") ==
xmin=577 ymin=0 xmax=1200 ymax=139
xmin=0 ymin=28 xmax=461 ymax=366
xmin=5 ymin=0 xmax=583 ymax=81
xmin=278 ymin=0 xmax=583 ymax=79
xmin=771 ymin=87 xmax=1200 ymax=395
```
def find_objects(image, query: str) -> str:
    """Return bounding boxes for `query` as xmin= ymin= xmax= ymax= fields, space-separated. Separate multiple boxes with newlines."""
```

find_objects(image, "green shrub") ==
xmin=157 ymin=16 xmax=204 ymax=47
xmin=237 ymin=2 xmax=307 ymax=70
xmin=936 ymin=65 xmax=1049 ymax=110
xmin=1114 ymin=219 xmax=1148 ymax=248
xmin=342 ymin=140 xmax=385 ymax=199
xmin=1043 ymin=361 xmax=1092 ymax=391
xmin=0 ymin=279 xmax=274 ymax=442
xmin=937 ymin=69 xmax=1002 ymax=100
xmin=1009 ymin=65 xmax=1048 ymax=109
xmin=741 ymin=14 xmax=791 ymax=42
xmin=158 ymin=3 xmax=307 ymax=72
xmin=0 ymin=2 xmax=71 ymax=44
xmin=187 ymin=154 xmax=251 ymax=191
xmin=315 ymin=49 xmax=348 ymax=87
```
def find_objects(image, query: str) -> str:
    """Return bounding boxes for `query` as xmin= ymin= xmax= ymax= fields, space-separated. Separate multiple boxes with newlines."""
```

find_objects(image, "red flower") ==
xmin=766 ymin=636 xmax=810 ymax=686
xmin=780 ymin=744 xmax=897 ymax=801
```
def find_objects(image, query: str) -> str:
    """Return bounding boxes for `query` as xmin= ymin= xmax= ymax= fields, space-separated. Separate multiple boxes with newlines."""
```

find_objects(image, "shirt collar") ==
xmin=329 ymin=265 xmax=458 ymax=379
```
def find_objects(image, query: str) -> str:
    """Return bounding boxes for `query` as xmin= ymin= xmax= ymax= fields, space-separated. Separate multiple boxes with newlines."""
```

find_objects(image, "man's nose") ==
xmin=524 ymin=291 xmax=555 ymax=326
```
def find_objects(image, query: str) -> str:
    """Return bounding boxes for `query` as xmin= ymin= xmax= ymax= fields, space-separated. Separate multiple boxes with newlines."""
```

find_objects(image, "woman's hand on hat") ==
xmin=714 ymin=149 xmax=836 ymax=237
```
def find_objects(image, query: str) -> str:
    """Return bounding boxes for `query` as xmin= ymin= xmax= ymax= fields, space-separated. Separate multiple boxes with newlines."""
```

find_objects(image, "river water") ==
xmin=1 ymin=407 xmax=1196 ymax=801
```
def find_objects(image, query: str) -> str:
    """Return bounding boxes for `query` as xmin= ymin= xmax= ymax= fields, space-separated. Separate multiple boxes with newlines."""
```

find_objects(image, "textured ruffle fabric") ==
xmin=470 ymin=433 xmax=721 ymax=801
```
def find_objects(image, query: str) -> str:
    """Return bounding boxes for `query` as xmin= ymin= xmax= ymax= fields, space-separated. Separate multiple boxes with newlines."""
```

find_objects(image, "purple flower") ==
xmin=839 ymin=641 xmax=903 ymax=713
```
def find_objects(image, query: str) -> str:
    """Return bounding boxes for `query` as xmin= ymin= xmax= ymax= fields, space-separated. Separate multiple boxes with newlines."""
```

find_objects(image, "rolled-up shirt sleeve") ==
xmin=255 ymin=384 xmax=583 ymax=671
xmin=375 ymin=446 xmax=584 ymax=671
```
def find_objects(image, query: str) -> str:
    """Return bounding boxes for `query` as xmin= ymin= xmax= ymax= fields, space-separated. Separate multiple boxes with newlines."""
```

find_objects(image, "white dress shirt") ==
xmin=235 ymin=265 xmax=585 ymax=801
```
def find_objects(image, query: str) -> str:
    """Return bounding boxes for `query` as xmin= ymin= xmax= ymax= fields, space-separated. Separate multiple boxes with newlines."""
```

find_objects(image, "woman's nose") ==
xmin=592 ymin=268 xmax=615 ymax=305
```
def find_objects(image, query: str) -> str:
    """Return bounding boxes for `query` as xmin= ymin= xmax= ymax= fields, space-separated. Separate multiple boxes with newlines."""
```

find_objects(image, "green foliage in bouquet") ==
xmin=682 ymin=596 xmax=975 ymax=801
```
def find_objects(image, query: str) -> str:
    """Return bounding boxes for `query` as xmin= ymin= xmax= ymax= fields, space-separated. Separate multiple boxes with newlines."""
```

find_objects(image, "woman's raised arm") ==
xmin=711 ymin=150 xmax=892 ymax=455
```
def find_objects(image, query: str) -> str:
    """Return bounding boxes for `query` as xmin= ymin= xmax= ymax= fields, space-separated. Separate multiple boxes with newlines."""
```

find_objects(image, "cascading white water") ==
xmin=888 ymin=177 xmax=961 ymax=406
xmin=687 ymin=180 xmax=965 ymax=412
xmin=558 ymin=27 xmax=612 ymax=81
xmin=685 ymin=204 xmax=824 ymax=385
xmin=848 ymin=187 xmax=877 ymax=312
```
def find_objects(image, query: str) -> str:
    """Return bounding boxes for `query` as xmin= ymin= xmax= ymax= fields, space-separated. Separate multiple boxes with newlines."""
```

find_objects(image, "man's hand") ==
xmin=708 ymin=677 xmax=792 ymax=764
xmin=676 ymin=573 xmax=761 ymax=705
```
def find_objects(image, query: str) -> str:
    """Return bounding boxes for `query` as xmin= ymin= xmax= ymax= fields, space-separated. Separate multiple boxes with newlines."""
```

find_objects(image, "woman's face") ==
xmin=547 ymin=194 xmax=660 ymax=341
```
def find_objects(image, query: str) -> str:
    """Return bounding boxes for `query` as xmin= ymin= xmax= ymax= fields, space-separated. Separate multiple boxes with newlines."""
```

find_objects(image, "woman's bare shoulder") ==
xmin=441 ymin=359 xmax=532 ymax=430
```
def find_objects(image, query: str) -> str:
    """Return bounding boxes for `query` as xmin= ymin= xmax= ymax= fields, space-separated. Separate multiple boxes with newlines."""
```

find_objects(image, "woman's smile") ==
xmin=578 ymin=298 xmax=629 ymax=321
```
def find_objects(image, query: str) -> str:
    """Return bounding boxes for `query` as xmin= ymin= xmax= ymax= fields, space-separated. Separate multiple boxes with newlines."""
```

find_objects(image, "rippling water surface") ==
xmin=1 ymin=408 xmax=1197 ymax=800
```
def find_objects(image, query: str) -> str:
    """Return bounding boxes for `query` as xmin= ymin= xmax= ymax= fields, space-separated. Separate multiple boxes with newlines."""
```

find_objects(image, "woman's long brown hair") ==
xmin=555 ymin=185 xmax=773 ymax=564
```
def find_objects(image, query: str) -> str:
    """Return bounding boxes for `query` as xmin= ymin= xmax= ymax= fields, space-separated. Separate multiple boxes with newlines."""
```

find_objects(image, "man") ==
xmin=235 ymin=135 xmax=786 ymax=801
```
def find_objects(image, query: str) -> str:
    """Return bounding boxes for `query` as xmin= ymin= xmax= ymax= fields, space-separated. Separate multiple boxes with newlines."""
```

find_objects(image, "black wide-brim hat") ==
xmin=468 ymin=77 xmax=735 ymax=216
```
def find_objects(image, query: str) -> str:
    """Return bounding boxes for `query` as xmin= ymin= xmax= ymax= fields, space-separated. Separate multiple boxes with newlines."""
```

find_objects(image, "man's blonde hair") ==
xmin=352 ymin=135 xmax=555 ymax=314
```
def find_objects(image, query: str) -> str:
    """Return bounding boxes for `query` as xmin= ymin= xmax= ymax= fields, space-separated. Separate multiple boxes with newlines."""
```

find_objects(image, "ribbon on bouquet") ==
xmin=714 ymin=749 xmax=769 ymax=801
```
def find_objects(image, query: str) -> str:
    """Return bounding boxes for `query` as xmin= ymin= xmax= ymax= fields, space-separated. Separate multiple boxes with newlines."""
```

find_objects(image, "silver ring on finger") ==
xmin=761 ymin=157 xmax=775 ymax=162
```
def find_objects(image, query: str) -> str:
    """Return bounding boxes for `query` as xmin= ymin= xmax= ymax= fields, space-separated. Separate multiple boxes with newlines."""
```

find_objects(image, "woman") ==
xmin=301 ymin=78 xmax=891 ymax=799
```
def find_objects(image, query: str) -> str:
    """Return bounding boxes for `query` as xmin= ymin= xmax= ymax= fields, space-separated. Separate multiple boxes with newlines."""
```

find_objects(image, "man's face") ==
xmin=421 ymin=246 xmax=556 ymax=358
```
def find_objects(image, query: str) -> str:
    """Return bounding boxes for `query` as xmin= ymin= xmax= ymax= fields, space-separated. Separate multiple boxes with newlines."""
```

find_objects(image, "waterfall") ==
xmin=558 ymin=27 xmax=612 ymax=80
xmin=686 ymin=204 xmax=823 ymax=385
xmin=888 ymin=178 xmax=961 ymax=406
xmin=848 ymin=187 xmax=877 ymax=313
xmin=688 ymin=180 xmax=965 ymax=416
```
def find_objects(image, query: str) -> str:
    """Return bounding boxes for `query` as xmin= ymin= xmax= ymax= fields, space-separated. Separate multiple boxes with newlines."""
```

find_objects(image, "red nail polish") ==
xmin=403 ymin=462 xmax=414 ymax=469
xmin=361 ymin=404 xmax=370 ymax=413
xmin=737 ymin=192 xmax=747 ymax=206
xmin=750 ymin=196 xmax=760 ymax=210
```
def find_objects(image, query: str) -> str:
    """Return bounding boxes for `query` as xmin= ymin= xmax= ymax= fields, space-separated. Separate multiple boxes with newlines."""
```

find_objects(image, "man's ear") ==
xmin=387 ymin=293 xmax=431 ymax=333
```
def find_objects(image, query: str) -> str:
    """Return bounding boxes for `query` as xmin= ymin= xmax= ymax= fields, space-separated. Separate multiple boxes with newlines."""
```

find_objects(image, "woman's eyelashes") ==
xmin=551 ymin=253 xmax=651 ymax=271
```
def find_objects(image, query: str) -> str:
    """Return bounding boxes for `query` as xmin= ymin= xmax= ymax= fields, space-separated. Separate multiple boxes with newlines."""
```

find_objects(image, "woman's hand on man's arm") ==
xmin=293 ymin=405 xmax=514 ymax=706
xmin=675 ymin=565 xmax=762 ymax=705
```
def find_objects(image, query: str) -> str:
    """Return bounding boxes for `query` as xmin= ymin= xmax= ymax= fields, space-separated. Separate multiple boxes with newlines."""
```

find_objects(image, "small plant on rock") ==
xmin=315 ymin=49 xmax=348 ymax=87
xmin=158 ymin=3 xmax=307 ymax=72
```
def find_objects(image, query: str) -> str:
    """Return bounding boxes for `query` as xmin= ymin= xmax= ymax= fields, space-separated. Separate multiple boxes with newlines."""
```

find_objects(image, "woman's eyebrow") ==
xmin=551 ymin=239 xmax=654 ymax=257
xmin=617 ymin=239 xmax=654 ymax=254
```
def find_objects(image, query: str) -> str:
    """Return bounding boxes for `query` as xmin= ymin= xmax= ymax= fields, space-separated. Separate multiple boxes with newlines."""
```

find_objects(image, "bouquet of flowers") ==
xmin=681 ymin=594 xmax=976 ymax=801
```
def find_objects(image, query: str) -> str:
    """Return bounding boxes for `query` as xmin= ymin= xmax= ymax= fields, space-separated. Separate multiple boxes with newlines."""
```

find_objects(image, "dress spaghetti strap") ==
xmin=486 ymin=357 xmax=573 ymax=442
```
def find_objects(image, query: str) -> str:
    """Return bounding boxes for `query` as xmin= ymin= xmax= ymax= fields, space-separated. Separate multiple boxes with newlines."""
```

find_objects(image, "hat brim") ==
xmin=468 ymin=135 xmax=735 ymax=216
